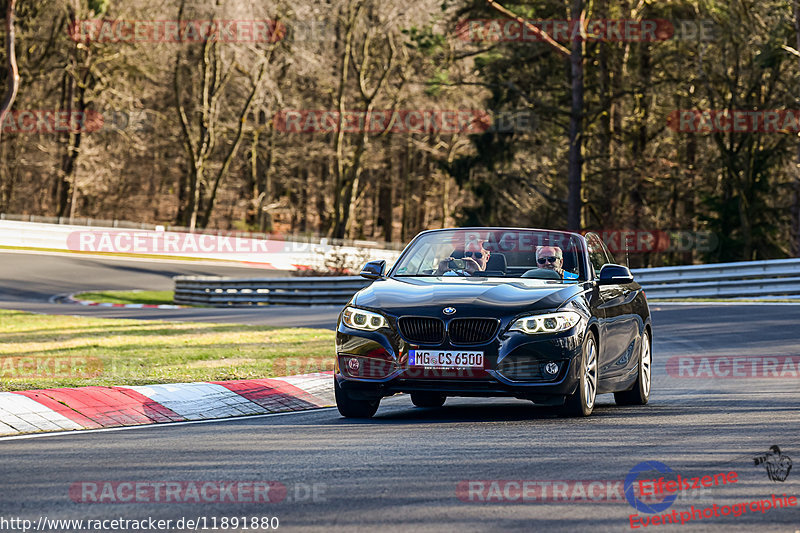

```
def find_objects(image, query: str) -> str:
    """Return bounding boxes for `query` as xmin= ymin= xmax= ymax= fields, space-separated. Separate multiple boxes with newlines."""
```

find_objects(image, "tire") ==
xmin=410 ymin=392 xmax=446 ymax=408
xmin=614 ymin=329 xmax=651 ymax=406
xmin=335 ymin=378 xmax=380 ymax=418
xmin=561 ymin=331 xmax=598 ymax=417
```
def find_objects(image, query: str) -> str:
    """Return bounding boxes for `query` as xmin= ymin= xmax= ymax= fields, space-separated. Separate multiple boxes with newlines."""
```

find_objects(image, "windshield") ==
xmin=392 ymin=228 xmax=586 ymax=281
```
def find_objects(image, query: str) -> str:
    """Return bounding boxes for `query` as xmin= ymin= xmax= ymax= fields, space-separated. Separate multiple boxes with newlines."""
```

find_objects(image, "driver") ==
xmin=536 ymin=246 xmax=578 ymax=280
xmin=434 ymin=240 xmax=490 ymax=276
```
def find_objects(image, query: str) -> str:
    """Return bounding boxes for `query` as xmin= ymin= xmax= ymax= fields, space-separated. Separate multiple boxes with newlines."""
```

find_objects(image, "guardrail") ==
xmin=174 ymin=276 xmax=372 ymax=306
xmin=174 ymin=258 xmax=800 ymax=306
xmin=631 ymin=258 xmax=800 ymax=299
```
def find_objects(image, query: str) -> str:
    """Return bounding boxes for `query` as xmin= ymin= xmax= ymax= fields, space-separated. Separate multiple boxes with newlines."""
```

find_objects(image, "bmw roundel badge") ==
xmin=443 ymin=307 xmax=456 ymax=315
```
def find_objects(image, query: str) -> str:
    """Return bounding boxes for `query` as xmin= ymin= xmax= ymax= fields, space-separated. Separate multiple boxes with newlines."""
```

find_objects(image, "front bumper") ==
xmin=335 ymin=322 xmax=585 ymax=403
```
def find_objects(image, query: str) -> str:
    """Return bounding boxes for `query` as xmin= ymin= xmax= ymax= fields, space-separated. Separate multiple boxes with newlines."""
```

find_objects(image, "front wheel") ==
xmin=614 ymin=330 xmax=651 ymax=406
xmin=335 ymin=378 xmax=380 ymax=418
xmin=561 ymin=332 xmax=598 ymax=417
xmin=411 ymin=392 xmax=446 ymax=408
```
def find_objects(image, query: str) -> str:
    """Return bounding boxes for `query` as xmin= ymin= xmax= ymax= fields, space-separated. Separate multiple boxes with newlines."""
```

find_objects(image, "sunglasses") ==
xmin=464 ymin=251 xmax=484 ymax=259
xmin=537 ymin=256 xmax=560 ymax=264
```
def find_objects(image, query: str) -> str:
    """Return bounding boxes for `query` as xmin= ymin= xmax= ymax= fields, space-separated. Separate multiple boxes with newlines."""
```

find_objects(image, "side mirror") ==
xmin=598 ymin=264 xmax=634 ymax=285
xmin=359 ymin=260 xmax=386 ymax=280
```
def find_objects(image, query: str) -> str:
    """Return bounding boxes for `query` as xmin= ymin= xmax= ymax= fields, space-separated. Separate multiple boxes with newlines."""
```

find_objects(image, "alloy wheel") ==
xmin=584 ymin=338 xmax=597 ymax=409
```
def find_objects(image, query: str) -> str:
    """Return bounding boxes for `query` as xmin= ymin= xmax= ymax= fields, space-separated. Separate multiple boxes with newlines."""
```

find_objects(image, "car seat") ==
xmin=483 ymin=252 xmax=507 ymax=276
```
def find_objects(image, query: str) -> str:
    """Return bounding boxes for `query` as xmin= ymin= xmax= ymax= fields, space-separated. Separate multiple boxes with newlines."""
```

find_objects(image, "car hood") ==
xmin=353 ymin=276 xmax=584 ymax=316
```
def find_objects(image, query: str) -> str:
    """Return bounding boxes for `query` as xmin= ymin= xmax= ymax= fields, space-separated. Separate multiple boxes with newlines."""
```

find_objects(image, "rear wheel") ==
xmin=334 ymin=378 xmax=380 ymax=418
xmin=561 ymin=332 xmax=598 ymax=417
xmin=410 ymin=392 xmax=446 ymax=408
xmin=614 ymin=330 xmax=651 ymax=406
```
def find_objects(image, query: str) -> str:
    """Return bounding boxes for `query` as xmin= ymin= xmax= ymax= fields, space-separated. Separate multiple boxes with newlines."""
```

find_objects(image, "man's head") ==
xmin=536 ymin=246 xmax=563 ymax=274
xmin=463 ymin=240 xmax=490 ymax=271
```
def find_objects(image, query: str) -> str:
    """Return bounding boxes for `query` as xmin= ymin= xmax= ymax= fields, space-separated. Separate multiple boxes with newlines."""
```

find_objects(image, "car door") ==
xmin=585 ymin=233 xmax=635 ymax=381
xmin=597 ymin=238 xmax=640 ymax=379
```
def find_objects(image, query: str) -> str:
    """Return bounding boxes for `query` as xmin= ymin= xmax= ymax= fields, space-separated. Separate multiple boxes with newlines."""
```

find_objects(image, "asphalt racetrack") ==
xmin=0 ymin=250 xmax=798 ymax=532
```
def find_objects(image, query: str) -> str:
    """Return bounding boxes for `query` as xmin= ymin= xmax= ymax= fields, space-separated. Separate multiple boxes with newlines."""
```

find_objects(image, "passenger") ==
xmin=434 ymin=240 xmax=490 ymax=276
xmin=536 ymin=246 xmax=578 ymax=280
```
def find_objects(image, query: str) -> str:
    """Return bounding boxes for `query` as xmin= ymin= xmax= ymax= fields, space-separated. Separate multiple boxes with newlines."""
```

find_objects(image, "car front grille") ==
xmin=397 ymin=317 xmax=445 ymax=344
xmin=496 ymin=356 xmax=545 ymax=381
xmin=448 ymin=318 xmax=500 ymax=345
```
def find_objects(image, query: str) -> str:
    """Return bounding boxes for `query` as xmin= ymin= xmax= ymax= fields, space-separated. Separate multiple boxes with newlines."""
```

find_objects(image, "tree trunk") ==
xmin=566 ymin=0 xmax=585 ymax=230
xmin=683 ymin=124 xmax=697 ymax=264
xmin=188 ymin=166 xmax=202 ymax=230
xmin=246 ymin=127 xmax=259 ymax=228
xmin=316 ymin=159 xmax=330 ymax=235
xmin=57 ymin=67 xmax=88 ymax=218
xmin=258 ymin=116 xmax=275 ymax=233
xmin=300 ymin=167 xmax=309 ymax=233
xmin=176 ymin=161 xmax=189 ymax=225
xmin=596 ymin=0 xmax=614 ymax=228
xmin=331 ymin=1 xmax=360 ymax=238
xmin=378 ymin=139 xmax=393 ymax=242
xmin=794 ymin=0 xmax=800 ymax=256
xmin=630 ymin=41 xmax=651 ymax=234
xmin=0 ymin=0 xmax=19 ymax=146
xmin=400 ymin=134 xmax=411 ymax=242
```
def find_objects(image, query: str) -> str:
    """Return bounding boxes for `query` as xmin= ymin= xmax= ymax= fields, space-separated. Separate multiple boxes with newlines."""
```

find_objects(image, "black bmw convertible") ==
xmin=334 ymin=227 xmax=652 ymax=418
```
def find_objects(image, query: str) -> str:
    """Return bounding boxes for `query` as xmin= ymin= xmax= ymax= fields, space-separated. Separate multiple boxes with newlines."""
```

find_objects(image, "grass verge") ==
xmin=73 ymin=290 xmax=176 ymax=305
xmin=0 ymin=310 xmax=335 ymax=391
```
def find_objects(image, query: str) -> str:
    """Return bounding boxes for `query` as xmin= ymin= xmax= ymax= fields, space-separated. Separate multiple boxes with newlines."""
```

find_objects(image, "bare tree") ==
xmin=793 ymin=0 xmax=800 ymax=256
xmin=173 ymin=0 xmax=273 ymax=229
xmin=486 ymin=0 xmax=582 ymax=230
xmin=0 ymin=0 xmax=19 ymax=146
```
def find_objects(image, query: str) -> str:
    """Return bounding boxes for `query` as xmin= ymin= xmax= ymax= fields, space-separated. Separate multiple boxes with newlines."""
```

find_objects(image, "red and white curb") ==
xmin=53 ymin=293 xmax=185 ymax=309
xmin=0 ymin=373 xmax=334 ymax=436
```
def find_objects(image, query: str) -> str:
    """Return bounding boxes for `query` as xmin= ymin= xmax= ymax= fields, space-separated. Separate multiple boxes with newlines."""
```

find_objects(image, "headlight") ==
xmin=509 ymin=311 xmax=582 ymax=335
xmin=342 ymin=307 xmax=388 ymax=331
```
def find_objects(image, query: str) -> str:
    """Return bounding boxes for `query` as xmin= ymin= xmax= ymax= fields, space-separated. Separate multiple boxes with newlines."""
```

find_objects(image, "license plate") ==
xmin=408 ymin=350 xmax=484 ymax=369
